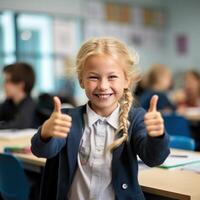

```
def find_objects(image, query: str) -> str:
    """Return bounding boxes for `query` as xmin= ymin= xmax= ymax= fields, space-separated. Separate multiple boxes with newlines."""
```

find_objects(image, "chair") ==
xmin=163 ymin=114 xmax=191 ymax=137
xmin=170 ymin=135 xmax=195 ymax=151
xmin=0 ymin=153 xmax=30 ymax=200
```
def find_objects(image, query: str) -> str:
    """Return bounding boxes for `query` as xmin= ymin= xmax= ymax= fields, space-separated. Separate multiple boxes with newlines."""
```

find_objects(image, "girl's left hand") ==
xmin=144 ymin=95 xmax=164 ymax=137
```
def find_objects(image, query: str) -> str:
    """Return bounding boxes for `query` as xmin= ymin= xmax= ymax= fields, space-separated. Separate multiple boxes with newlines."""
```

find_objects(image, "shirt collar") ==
xmin=86 ymin=103 xmax=119 ymax=130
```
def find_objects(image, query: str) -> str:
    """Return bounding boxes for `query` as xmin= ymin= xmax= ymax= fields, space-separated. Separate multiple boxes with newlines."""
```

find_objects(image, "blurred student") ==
xmin=173 ymin=70 xmax=200 ymax=112
xmin=0 ymin=62 xmax=36 ymax=129
xmin=172 ymin=70 xmax=200 ymax=151
xmin=135 ymin=76 xmax=147 ymax=99
xmin=140 ymin=64 xmax=176 ymax=113
xmin=31 ymin=37 xmax=169 ymax=200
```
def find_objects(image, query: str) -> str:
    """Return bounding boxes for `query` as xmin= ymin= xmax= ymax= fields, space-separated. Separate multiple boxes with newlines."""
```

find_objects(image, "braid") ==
xmin=107 ymin=88 xmax=133 ymax=151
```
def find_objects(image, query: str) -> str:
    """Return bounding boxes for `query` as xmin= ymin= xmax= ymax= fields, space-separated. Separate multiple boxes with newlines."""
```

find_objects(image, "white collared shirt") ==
xmin=68 ymin=104 xmax=120 ymax=200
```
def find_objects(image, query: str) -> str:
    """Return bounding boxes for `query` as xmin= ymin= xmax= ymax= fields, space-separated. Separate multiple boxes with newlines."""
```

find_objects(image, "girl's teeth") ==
xmin=98 ymin=94 xmax=110 ymax=99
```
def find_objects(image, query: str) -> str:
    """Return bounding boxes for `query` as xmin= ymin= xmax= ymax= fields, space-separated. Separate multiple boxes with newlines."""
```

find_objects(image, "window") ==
xmin=0 ymin=11 xmax=83 ymax=103
xmin=17 ymin=14 xmax=54 ymax=92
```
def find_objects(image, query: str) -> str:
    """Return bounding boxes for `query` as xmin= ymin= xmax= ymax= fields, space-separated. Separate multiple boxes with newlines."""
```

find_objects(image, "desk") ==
xmin=1 ymin=135 xmax=200 ymax=199
xmin=139 ymin=149 xmax=200 ymax=200
xmin=0 ymin=134 xmax=46 ymax=169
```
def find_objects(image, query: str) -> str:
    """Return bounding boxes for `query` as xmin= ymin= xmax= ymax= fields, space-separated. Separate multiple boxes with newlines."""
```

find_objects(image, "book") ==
xmin=159 ymin=154 xmax=200 ymax=169
xmin=4 ymin=146 xmax=31 ymax=154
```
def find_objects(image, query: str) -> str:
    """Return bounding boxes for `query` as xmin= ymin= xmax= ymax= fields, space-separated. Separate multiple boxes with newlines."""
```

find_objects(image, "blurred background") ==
xmin=0 ymin=2 xmax=200 ymax=199
xmin=0 ymin=0 xmax=199 ymax=105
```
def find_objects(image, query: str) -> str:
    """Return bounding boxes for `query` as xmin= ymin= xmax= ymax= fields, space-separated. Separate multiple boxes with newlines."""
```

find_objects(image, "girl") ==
xmin=140 ymin=64 xmax=176 ymax=113
xmin=31 ymin=37 xmax=170 ymax=200
xmin=175 ymin=70 xmax=200 ymax=110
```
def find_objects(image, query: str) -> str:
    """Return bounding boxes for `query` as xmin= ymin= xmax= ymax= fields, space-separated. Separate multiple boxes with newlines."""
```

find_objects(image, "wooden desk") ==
xmin=1 ymin=134 xmax=200 ymax=199
xmin=0 ymin=134 xmax=46 ymax=168
xmin=139 ymin=149 xmax=200 ymax=200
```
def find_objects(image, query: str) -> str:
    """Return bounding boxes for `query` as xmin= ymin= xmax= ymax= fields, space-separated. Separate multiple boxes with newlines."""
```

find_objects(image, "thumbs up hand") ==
xmin=41 ymin=96 xmax=72 ymax=140
xmin=144 ymin=95 xmax=164 ymax=137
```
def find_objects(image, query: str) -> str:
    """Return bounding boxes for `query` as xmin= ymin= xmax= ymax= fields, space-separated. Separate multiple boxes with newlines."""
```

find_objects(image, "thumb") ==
xmin=53 ymin=96 xmax=62 ymax=113
xmin=148 ymin=95 xmax=158 ymax=112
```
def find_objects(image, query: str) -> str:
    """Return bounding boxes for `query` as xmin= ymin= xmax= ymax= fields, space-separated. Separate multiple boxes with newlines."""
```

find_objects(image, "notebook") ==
xmin=159 ymin=153 xmax=200 ymax=169
xmin=181 ymin=162 xmax=200 ymax=173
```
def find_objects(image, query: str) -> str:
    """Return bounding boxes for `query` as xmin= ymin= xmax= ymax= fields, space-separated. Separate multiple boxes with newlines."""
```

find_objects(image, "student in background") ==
xmin=31 ymin=37 xmax=169 ymax=200
xmin=140 ymin=64 xmax=176 ymax=113
xmin=173 ymin=70 xmax=200 ymax=113
xmin=0 ymin=62 xmax=36 ymax=129
xmin=172 ymin=70 xmax=200 ymax=151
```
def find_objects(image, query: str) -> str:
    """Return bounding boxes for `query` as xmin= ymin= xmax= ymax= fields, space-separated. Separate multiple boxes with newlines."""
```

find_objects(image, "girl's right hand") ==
xmin=40 ymin=96 xmax=72 ymax=140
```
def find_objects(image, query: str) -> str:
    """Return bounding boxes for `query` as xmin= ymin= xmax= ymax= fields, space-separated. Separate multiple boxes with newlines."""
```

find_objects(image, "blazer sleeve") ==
xmin=130 ymin=107 xmax=170 ymax=167
xmin=31 ymin=127 xmax=66 ymax=158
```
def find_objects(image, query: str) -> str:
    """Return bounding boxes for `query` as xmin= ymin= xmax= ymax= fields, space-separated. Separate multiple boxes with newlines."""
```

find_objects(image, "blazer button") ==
xmin=122 ymin=183 xmax=128 ymax=190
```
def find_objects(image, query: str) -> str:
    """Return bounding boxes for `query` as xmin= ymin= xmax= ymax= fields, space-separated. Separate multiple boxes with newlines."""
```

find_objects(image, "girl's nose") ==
xmin=98 ymin=79 xmax=109 ymax=90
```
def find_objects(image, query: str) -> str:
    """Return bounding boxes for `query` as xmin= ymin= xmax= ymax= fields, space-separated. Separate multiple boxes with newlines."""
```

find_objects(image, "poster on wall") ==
xmin=105 ymin=2 xmax=131 ymax=23
xmin=176 ymin=34 xmax=188 ymax=55
xmin=143 ymin=8 xmax=166 ymax=28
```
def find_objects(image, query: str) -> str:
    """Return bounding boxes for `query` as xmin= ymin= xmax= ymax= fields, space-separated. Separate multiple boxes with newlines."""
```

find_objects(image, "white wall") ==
xmin=0 ymin=0 xmax=82 ymax=16
xmin=129 ymin=0 xmax=200 ymax=72
xmin=164 ymin=0 xmax=200 ymax=72
xmin=0 ymin=0 xmax=165 ymax=15
xmin=0 ymin=0 xmax=199 ymax=72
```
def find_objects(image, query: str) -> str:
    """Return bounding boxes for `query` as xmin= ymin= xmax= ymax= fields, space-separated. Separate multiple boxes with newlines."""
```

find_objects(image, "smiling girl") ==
xmin=31 ymin=37 xmax=170 ymax=200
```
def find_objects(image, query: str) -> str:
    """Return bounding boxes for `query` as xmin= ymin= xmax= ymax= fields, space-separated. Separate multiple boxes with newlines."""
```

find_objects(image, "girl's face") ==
xmin=160 ymin=71 xmax=172 ymax=91
xmin=80 ymin=54 xmax=129 ymax=116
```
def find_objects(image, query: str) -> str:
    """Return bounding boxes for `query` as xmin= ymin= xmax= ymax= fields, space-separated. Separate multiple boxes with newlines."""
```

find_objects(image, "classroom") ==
xmin=0 ymin=0 xmax=200 ymax=200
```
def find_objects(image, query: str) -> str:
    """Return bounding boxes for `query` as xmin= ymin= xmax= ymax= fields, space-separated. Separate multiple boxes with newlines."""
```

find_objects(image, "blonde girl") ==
xmin=31 ymin=37 xmax=170 ymax=200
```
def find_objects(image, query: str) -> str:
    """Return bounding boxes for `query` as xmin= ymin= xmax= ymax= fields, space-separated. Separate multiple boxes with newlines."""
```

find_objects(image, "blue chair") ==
xmin=170 ymin=135 xmax=195 ymax=151
xmin=163 ymin=114 xmax=191 ymax=137
xmin=0 ymin=153 xmax=30 ymax=200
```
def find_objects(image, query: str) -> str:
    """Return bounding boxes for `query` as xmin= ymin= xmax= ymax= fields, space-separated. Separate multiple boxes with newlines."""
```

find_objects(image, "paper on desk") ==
xmin=159 ymin=154 xmax=200 ymax=169
xmin=0 ymin=129 xmax=37 ymax=140
xmin=181 ymin=162 xmax=200 ymax=173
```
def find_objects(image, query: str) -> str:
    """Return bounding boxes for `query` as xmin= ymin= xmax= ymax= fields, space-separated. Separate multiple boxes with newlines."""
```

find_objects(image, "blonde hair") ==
xmin=146 ymin=64 xmax=171 ymax=89
xmin=76 ymin=37 xmax=140 ymax=151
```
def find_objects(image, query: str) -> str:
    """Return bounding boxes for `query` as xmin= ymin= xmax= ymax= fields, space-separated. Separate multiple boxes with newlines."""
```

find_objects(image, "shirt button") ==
xmin=122 ymin=183 xmax=128 ymax=190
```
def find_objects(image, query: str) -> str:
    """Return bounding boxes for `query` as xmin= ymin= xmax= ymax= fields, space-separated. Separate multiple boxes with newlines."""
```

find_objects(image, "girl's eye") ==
xmin=109 ymin=75 xmax=118 ymax=80
xmin=88 ymin=76 xmax=98 ymax=80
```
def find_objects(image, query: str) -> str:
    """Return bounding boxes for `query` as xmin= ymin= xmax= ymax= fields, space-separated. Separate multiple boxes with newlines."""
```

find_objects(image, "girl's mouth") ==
xmin=94 ymin=93 xmax=113 ymax=99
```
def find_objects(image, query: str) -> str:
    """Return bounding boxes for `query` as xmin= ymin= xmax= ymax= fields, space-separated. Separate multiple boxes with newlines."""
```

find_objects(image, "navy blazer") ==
xmin=31 ymin=105 xmax=170 ymax=200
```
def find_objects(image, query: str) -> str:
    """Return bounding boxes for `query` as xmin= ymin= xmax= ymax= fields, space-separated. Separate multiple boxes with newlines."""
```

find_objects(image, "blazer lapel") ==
xmin=67 ymin=105 xmax=86 ymax=180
